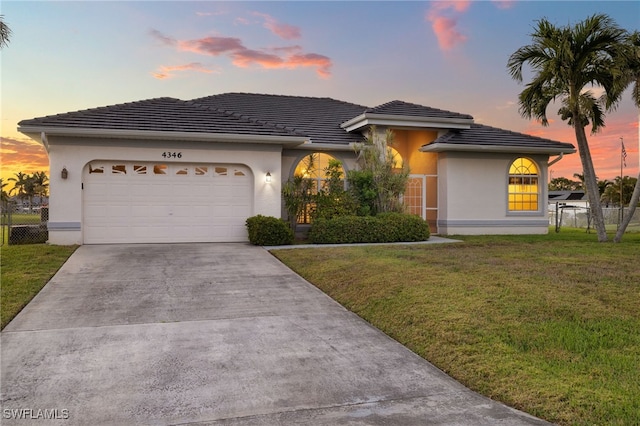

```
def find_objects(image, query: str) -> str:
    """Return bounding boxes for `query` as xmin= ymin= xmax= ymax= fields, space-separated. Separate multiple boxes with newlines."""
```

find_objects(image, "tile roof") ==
xmin=427 ymin=123 xmax=575 ymax=151
xmin=366 ymin=100 xmax=473 ymax=121
xmin=18 ymin=93 xmax=574 ymax=152
xmin=18 ymin=97 xmax=306 ymax=138
xmin=192 ymin=93 xmax=368 ymax=145
xmin=548 ymin=191 xmax=588 ymax=201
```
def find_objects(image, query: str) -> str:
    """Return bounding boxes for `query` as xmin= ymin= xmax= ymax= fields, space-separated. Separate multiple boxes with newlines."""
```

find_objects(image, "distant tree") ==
xmin=32 ymin=171 xmax=49 ymax=198
xmin=602 ymin=176 xmax=637 ymax=206
xmin=8 ymin=172 xmax=29 ymax=199
xmin=598 ymin=179 xmax=613 ymax=198
xmin=508 ymin=14 xmax=631 ymax=242
xmin=0 ymin=178 xmax=9 ymax=204
xmin=0 ymin=15 xmax=11 ymax=49
xmin=549 ymin=177 xmax=580 ymax=191
xmin=8 ymin=172 xmax=49 ymax=212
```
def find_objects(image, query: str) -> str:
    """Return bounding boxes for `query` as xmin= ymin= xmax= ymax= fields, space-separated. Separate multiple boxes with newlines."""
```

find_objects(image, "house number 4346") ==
xmin=162 ymin=152 xmax=182 ymax=159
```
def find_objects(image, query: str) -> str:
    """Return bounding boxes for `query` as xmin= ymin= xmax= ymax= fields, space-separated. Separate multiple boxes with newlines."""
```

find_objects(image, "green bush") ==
xmin=246 ymin=215 xmax=294 ymax=246
xmin=309 ymin=213 xmax=430 ymax=244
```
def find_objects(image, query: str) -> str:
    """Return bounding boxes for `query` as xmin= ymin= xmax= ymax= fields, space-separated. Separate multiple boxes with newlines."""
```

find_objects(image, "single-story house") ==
xmin=18 ymin=93 xmax=576 ymax=245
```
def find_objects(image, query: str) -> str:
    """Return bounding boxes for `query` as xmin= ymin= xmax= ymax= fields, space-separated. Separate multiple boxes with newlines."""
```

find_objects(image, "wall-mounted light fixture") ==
xmin=265 ymin=172 xmax=272 ymax=183
xmin=61 ymin=167 xmax=68 ymax=179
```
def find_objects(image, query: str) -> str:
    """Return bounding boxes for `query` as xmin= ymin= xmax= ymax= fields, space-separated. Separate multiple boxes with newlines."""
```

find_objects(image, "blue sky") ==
xmin=2 ymin=1 xmax=638 ymax=182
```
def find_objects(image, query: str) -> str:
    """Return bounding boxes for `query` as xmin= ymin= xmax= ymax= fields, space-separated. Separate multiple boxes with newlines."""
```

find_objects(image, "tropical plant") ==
xmin=32 ymin=171 xmax=49 ymax=198
xmin=0 ymin=178 xmax=9 ymax=203
xmin=7 ymin=172 xmax=49 ymax=213
xmin=282 ymin=175 xmax=315 ymax=233
xmin=508 ymin=14 xmax=631 ymax=242
xmin=598 ymin=179 xmax=613 ymax=197
xmin=348 ymin=126 xmax=410 ymax=215
xmin=0 ymin=15 xmax=11 ymax=49
xmin=8 ymin=172 xmax=29 ymax=199
xmin=601 ymin=176 xmax=637 ymax=207
xmin=313 ymin=159 xmax=356 ymax=220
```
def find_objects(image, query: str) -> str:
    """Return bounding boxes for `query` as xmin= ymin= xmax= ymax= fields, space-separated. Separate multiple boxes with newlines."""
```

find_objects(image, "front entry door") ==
xmin=406 ymin=174 xmax=438 ymax=233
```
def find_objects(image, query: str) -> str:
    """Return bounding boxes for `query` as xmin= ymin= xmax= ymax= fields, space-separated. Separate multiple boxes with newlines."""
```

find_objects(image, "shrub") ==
xmin=309 ymin=213 xmax=430 ymax=244
xmin=246 ymin=215 xmax=294 ymax=246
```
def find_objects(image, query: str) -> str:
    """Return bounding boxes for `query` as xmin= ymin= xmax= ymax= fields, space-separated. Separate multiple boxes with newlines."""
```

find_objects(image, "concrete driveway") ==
xmin=1 ymin=244 xmax=550 ymax=425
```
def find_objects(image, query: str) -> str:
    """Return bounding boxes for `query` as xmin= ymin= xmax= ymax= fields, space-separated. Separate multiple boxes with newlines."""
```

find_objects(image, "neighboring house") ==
xmin=547 ymin=190 xmax=590 ymax=228
xmin=548 ymin=190 xmax=589 ymax=208
xmin=18 ymin=93 xmax=576 ymax=245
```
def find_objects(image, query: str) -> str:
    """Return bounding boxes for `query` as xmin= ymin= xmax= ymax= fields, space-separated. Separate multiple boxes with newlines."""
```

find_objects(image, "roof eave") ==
xmin=341 ymin=113 xmax=473 ymax=133
xmin=419 ymin=143 xmax=577 ymax=155
xmin=18 ymin=126 xmax=309 ymax=147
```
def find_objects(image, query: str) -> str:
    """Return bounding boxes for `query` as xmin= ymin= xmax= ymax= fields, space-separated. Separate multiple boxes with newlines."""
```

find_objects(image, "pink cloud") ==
xmin=252 ymin=12 xmax=301 ymax=40
xmin=287 ymin=53 xmax=332 ymax=79
xmin=523 ymin=116 xmax=639 ymax=180
xmin=149 ymin=29 xmax=176 ymax=46
xmin=231 ymin=49 xmax=284 ymax=69
xmin=230 ymin=49 xmax=332 ymax=79
xmin=430 ymin=16 xmax=467 ymax=50
xmin=491 ymin=0 xmax=515 ymax=10
xmin=152 ymin=63 xmax=217 ymax=80
xmin=178 ymin=36 xmax=244 ymax=56
xmin=151 ymin=28 xmax=332 ymax=78
xmin=426 ymin=1 xmax=472 ymax=51
xmin=234 ymin=17 xmax=250 ymax=26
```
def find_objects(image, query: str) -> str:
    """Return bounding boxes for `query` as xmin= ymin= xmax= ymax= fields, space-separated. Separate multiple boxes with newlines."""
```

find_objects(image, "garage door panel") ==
xmin=84 ymin=162 xmax=253 ymax=243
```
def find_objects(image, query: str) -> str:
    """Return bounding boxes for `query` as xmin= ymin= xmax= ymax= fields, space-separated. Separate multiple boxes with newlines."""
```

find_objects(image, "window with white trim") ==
xmin=508 ymin=157 xmax=539 ymax=211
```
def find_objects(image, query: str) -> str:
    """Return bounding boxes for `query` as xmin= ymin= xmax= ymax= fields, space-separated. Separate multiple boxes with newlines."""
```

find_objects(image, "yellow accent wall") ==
xmin=391 ymin=129 xmax=438 ymax=175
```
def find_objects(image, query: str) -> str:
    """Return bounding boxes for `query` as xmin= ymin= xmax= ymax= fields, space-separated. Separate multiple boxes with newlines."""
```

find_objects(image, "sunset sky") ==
xmin=2 ymin=1 xmax=638 ymax=189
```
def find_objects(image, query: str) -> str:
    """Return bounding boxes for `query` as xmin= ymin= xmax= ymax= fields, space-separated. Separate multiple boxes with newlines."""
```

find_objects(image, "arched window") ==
xmin=389 ymin=147 xmax=403 ymax=169
xmin=293 ymin=153 xmax=343 ymax=193
xmin=508 ymin=157 xmax=539 ymax=211
xmin=293 ymin=153 xmax=344 ymax=223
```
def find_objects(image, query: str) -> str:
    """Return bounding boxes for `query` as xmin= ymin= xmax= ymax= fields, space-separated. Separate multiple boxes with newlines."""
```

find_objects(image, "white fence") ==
xmin=548 ymin=204 xmax=640 ymax=230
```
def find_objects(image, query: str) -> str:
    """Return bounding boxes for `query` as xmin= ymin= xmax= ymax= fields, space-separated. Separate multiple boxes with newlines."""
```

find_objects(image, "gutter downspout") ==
xmin=548 ymin=152 xmax=564 ymax=167
xmin=40 ymin=132 xmax=50 ymax=152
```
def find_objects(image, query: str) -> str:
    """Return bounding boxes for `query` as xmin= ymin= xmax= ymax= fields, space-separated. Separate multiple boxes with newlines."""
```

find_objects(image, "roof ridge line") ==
xmin=186 ymin=100 xmax=306 ymax=137
xmin=22 ymin=97 xmax=183 ymax=122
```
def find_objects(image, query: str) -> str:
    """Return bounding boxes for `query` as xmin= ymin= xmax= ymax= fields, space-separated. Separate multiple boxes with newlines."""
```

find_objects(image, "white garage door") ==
xmin=83 ymin=162 xmax=253 ymax=243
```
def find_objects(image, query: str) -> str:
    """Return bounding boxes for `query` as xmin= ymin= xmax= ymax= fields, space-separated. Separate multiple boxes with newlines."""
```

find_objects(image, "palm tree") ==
xmin=32 ymin=171 xmax=49 ymax=198
xmin=508 ymin=14 xmax=630 ymax=242
xmin=8 ymin=172 xmax=29 ymax=199
xmin=0 ymin=178 xmax=9 ymax=204
xmin=614 ymin=31 xmax=640 ymax=242
xmin=598 ymin=179 xmax=613 ymax=198
xmin=0 ymin=15 xmax=11 ymax=49
xmin=602 ymin=176 xmax=636 ymax=206
xmin=8 ymin=172 xmax=39 ymax=213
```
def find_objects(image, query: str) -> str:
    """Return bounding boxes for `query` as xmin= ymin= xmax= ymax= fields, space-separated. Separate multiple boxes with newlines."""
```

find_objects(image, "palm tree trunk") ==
xmin=614 ymin=171 xmax=640 ymax=242
xmin=573 ymin=123 xmax=608 ymax=242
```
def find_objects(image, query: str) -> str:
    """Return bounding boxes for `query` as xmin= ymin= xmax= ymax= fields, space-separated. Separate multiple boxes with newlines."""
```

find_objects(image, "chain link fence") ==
xmin=549 ymin=204 xmax=640 ymax=233
xmin=1 ymin=201 xmax=49 ymax=246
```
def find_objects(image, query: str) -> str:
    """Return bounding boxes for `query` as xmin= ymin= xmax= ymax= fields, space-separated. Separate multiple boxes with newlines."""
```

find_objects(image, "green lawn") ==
xmin=1 ymin=244 xmax=77 ymax=329
xmin=272 ymin=229 xmax=640 ymax=426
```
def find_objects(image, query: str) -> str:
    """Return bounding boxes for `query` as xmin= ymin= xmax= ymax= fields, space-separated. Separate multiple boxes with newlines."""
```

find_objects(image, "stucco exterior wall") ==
xmin=393 ymin=129 xmax=438 ymax=175
xmin=437 ymin=151 xmax=550 ymax=235
xmin=45 ymin=136 xmax=283 ymax=245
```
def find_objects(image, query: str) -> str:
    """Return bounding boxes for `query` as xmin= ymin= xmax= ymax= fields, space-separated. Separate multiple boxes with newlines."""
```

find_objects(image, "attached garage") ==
xmin=83 ymin=161 xmax=253 ymax=244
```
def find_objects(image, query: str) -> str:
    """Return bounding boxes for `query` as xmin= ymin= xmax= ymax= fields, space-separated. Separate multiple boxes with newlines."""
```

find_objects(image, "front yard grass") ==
xmin=1 ymin=244 xmax=77 ymax=329
xmin=272 ymin=229 xmax=640 ymax=426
